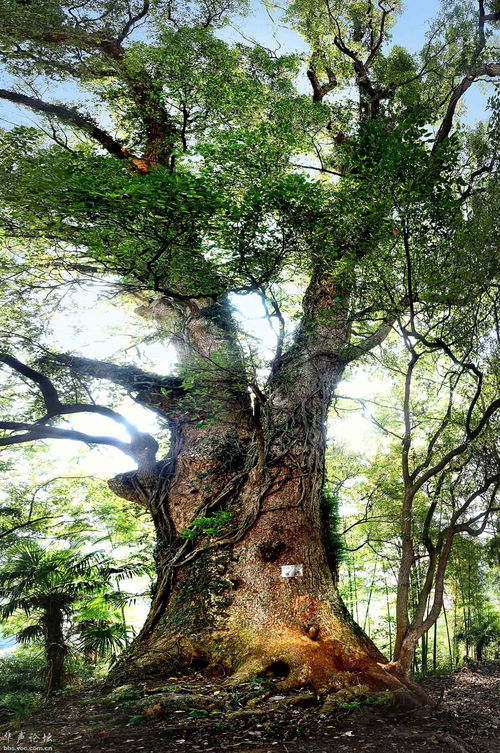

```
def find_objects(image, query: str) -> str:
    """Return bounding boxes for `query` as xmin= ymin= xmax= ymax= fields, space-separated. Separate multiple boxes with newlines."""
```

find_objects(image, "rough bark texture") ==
xmin=44 ymin=604 xmax=67 ymax=695
xmin=110 ymin=282 xmax=426 ymax=699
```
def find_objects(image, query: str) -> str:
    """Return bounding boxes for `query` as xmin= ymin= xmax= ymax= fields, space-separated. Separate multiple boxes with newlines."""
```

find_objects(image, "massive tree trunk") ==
xmin=110 ymin=278 xmax=423 ymax=697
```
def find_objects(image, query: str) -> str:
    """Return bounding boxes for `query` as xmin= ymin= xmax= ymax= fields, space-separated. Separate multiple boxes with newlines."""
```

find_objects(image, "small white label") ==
xmin=281 ymin=564 xmax=303 ymax=578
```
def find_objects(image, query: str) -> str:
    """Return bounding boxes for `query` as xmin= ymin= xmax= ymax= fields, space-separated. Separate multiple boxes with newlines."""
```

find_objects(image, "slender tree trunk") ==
xmin=421 ymin=633 xmax=428 ymax=675
xmin=453 ymin=590 xmax=459 ymax=665
xmin=44 ymin=604 xmax=67 ymax=695
xmin=353 ymin=559 xmax=360 ymax=624
xmin=432 ymin=618 xmax=437 ymax=672
xmin=394 ymin=491 xmax=414 ymax=660
xmin=385 ymin=582 xmax=393 ymax=659
xmin=347 ymin=551 xmax=354 ymax=615
xmin=443 ymin=601 xmax=453 ymax=669
xmin=467 ymin=563 xmax=472 ymax=659
xmin=363 ymin=561 xmax=378 ymax=633
xmin=421 ymin=584 xmax=429 ymax=675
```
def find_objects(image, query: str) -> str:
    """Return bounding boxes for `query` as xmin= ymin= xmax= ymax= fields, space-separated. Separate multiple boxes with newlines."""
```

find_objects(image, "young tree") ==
xmin=73 ymin=594 xmax=136 ymax=664
xmin=0 ymin=542 xmax=140 ymax=694
xmin=0 ymin=0 xmax=498 ymax=696
xmin=449 ymin=536 xmax=500 ymax=662
xmin=390 ymin=318 xmax=500 ymax=673
xmin=334 ymin=275 xmax=500 ymax=674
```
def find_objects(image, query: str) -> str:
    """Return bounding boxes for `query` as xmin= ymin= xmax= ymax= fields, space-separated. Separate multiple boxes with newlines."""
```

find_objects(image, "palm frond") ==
xmin=76 ymin=620 xmax=131 ymax=657
xmin=16 ymin=623 xmax=44 ymax=643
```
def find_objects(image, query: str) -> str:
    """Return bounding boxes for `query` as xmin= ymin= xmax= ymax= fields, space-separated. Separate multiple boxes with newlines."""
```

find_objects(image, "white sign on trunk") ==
xmin=281 ymin=564 xmax=303 ymax=578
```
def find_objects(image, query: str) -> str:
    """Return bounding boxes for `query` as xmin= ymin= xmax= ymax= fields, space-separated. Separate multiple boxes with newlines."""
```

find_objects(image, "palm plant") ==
xmin=75 ymin=619 xmax=132 ymax=664
xmin=73 ymin=591 xmax=136 ymax=664
xmin=0 ymin=541 xmax=142 ymax=694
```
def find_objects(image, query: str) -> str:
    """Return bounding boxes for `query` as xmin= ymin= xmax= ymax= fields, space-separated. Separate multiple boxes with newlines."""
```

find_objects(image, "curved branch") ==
xmin=0 ymin=22 xmax=177 ymax=169
xmin=0 ymin=421 xmax=133 ymax=455
xmin=433 ymin=62 xmax=500 ymax=149
xmin=0 ymin=354 xmax=158 ymax=466
xmin=306 ymin=51 xmax=337 ymax=102
xmin=40 ymin=352 xmax=183 ymax=395
xmin=37 ymin=403 xmax=141 ymax=440
xmin=118 ymin=0 xmax=151 ymax=43
xmin=342 ymin=311 xmax=399 ymax=364
xmin=0 ymin=89 xmax=131 ymax=160
xmin=0 ymin=353 xmax=61 ymax=413
xmin=0 ymin=515 xmax=61 ymax=540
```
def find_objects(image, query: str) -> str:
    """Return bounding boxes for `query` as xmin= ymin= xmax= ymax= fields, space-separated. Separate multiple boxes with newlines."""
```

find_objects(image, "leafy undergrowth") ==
xmin=1 ymin=661 xmax=499 ymax=753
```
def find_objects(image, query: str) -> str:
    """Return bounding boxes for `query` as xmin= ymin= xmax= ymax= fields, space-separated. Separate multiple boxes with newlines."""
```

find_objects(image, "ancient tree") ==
xmin=0 ymin=0 xmax=499 ymax=696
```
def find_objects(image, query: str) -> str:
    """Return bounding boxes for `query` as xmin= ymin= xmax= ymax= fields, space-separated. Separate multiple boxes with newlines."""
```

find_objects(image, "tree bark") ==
xmin=44 ymin=603 xmax=67 ymax=695
xmin=110 ymin=283 xmax=426 ymax=698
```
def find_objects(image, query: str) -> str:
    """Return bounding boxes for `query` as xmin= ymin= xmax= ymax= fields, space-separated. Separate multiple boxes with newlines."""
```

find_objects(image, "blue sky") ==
xmin=224 ymin=0 xmax=440 ymax=55
xmin=393 ymin=0 xmax=439 ymax=49
xmin=388 ymin=0 xmax=490 ymax=121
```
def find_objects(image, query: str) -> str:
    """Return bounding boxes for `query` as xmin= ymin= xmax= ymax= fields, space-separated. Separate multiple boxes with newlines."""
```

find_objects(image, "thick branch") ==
xmin=1 ymin=23 xmax=177 ymax=168
xmin=306 ymin=51 xmax=337 ymax=102
xmin=0 ymin=421 xmax=133 ymax=455
xmin=0 ymin=353 xmax=61 ymax=413
xmin=118 ymin=0 xmax=151 ymax=43
xmin=37 ymin=402 xmax=140 ymax=438
xmin=342 ymin=311 xmax=399 ymax=364
xmin=40 ymin=352 xmax=183 ymax=395
xmin=433 ymin=63 xmax=500 ymax=149
xmin=0 ymin=354 xmax=158 ymax=465
xmin=0 ymin=89 xmax=131 ymax=160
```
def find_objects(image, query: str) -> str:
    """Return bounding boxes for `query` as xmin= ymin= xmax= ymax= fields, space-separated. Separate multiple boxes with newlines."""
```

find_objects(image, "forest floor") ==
xmin=2 ymin=660 xmax=499 ymax=753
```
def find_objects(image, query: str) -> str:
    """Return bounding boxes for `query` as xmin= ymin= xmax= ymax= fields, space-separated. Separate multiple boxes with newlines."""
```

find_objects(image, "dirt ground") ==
xmin=2 ymin=661 xmax=499 ymax=753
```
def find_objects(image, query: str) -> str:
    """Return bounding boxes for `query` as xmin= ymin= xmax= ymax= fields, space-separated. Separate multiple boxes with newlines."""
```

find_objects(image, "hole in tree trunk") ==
xmin=259 ymin=661 xmax=290 ymax=680
xmin=189 ymin=657 xmax=209 ymax=672
xmin=258 ymin=540 xmax=286 ymax=562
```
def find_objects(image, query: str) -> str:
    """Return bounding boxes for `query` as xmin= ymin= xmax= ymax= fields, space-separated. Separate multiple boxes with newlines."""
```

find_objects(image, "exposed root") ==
xmin=226 ymin=634 xmax=430 ymax=704
xmin=320 ymin=684 xmax=425 ymax=714
xmin=109 ymin=622 xmax=430 ymax=708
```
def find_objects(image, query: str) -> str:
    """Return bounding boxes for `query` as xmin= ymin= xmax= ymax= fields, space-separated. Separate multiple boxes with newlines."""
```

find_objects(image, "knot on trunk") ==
xmin=258 ymin=540 xmax=286 ymax=562
xmin=305 ymin=623 xmax=320 ymax=640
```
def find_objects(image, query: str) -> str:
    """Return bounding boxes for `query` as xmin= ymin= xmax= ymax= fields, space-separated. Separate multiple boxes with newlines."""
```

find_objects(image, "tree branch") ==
xmin=306 ymin=51 xmax=337 ymax=102
xmin=0 ymin=22 xmax=177 ymax=169
xmin=0 ymin=515 xmax=61 ymax=540
xmin=366 ymin=2 xmax=395 ymax=66
xmin=0 ymin=421 xmax=134 ymax=455
xmin=342 ymin=312 xmax=398 ymax=364
xmin=433 ymin=62 xmax=500 ymax=149
xmin=39 ymin=352 xmax=183 ymax=395
xmin=0 ymin=353 xmax=61 ymax=414
xmin=0 ymin=89 xmax=131 ymax=160
xmin=0 ymin=354 xmax=158 ymax=466
xmin=118 ymin=0 xmax=151 ymax=43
